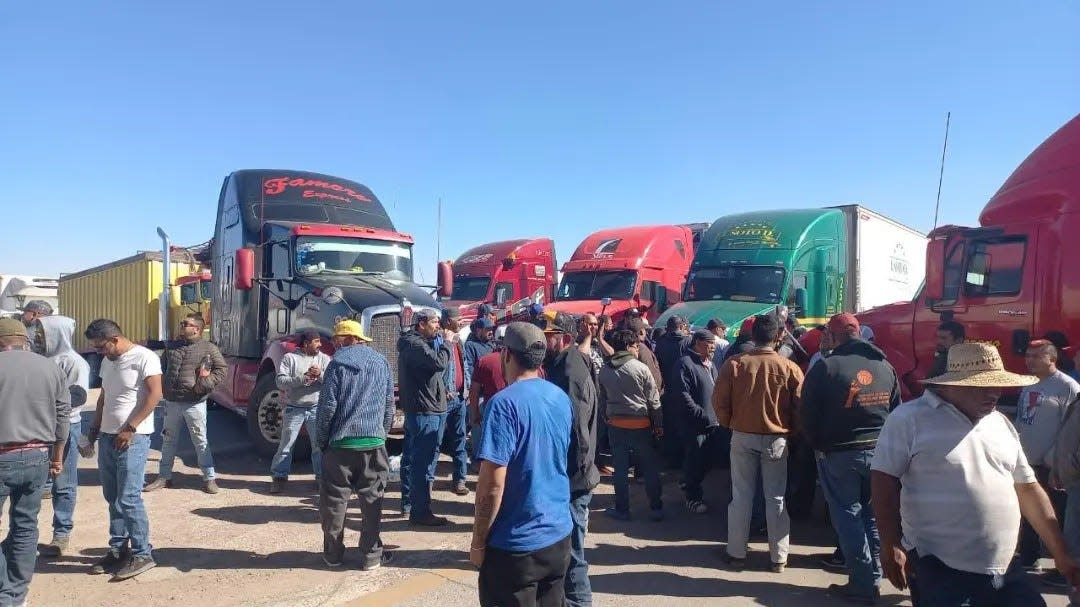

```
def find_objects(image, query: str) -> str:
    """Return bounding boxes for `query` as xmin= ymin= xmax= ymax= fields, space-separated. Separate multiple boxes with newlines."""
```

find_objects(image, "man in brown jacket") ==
xmin=713 ymin=314 xmax=803 ymax=573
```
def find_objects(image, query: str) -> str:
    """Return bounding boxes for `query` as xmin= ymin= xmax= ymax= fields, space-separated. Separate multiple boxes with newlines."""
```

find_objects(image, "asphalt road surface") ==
xmin=25 ymin=398 xmax=1074 ymax=606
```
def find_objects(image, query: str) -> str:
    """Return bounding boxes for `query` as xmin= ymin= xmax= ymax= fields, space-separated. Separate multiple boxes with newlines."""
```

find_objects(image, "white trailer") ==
xmin=0 ymin=274 xmax=59 ymax=317
xmin=833 ymin=205 xmax=928 ymax=312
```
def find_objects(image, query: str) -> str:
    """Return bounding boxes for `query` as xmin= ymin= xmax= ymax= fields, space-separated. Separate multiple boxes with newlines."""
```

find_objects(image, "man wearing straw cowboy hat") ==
xmin=871 ymin=342 xmax=1080 ymax=606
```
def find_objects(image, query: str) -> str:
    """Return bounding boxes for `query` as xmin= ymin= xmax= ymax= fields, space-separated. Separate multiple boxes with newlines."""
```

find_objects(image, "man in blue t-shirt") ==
xmin=470 ymin=322 xmax=573 ymax=607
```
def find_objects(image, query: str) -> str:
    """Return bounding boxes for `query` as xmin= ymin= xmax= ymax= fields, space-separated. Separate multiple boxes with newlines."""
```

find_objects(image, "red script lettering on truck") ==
xmin=263 ymin=177 xmax=372 ymax=203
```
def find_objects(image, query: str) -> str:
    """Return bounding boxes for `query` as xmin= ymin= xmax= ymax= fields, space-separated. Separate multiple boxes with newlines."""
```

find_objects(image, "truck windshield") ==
xmin=557 ymin=270 xmax=636 ymax=301
xmin=295 ymin=236 xmax=413 ymax=281
xmin=452 ymin=276 xmax=491 ymax=301
xmin=686 ymin=266 xmax=785 ymax=304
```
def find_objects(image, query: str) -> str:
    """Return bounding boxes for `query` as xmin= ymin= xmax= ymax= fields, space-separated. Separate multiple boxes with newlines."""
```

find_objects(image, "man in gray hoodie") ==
xmin=33 ymin=315 xmax=91 ymax=558
xmin=269 ymin=329 xmax=332 ymax=494
xmin=0 ymin=317 xmax=70 ymax=605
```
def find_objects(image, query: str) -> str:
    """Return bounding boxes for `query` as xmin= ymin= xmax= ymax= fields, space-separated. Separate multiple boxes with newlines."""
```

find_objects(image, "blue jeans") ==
xmin=609 ymin=426 xmax=662 ymax=512
xmin=909 ymin=550 xmax=1044 ymax=607
xmin=400 ymin=412 xmax=446 ymax=518
xmin=0 ymin=448 xmax=48 ymax=606
xmin=817 ymin=449 xmax=881 ymax=594
xmin=442 ymin=399 xmax=468 ymax=483
xmin=158 ymin=400 xmax=215 ymax=481
xmin=52 ymin=419 xmax=81 ymax=538
xmin=270 ymin=406 xmax=322 ymax=480
xmin=99 ymin=433 xmax=153 ymax=557
xmin=565 ymin=491 xmax=593 ymax=607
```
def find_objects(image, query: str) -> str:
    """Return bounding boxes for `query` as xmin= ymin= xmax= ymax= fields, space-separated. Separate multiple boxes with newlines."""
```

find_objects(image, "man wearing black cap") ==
xmin=266 ymin=330 xmax=332 ymax=494
xmin=674 ymin=329 xmax=720 ymax=515
xmin=438 ymin=308 xmax=470 ymax=496
xmin=658 ymin=315 xmax=691 ymax=468
xmin=398 ymin=309 xmax=456 ymax=526
xmin=543 ymin=312 xmax=599 ymax=607
xmin=471 ymin=322 xmax=573 ymax=607
xmin=478 ymin=303 xmax=498 ymax=326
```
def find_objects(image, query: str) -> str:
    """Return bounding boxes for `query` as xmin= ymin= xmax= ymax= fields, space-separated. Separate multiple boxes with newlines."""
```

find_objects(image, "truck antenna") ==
xmin=932 ymin=111 xmax=951 ymax=230
xmin=436 ymin=197 xmax=442 ymax=263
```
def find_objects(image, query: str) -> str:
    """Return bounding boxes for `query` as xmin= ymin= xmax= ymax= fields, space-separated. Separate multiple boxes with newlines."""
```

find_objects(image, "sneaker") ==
xmin=819 ymin=553 xmax=848 ymax=572
xmin=605 ymin=508 xmax=631 ymax=521
xmin=648 ymin=508 xmax=665 ymax=522
xmin=770 ymin=561 xmax=787 ymax=574
xmin=39 ymin=536 xmax=69 ymax=558
xmin=1044 ymin=570 xmax=1071 ymax=588
xmin=142 ymin=477 xmax=172 ymax=492
xmin=720 ymin=552 xmax=746 ymax=572
xmin=204 ymin=479 xmax=220 ymax=494
xmin=41 ymin=491 xmax=52 ymax=500
xmin=362 ymin=551 xmax=394 ymax=571
xmin=686 ymin=499 xmax=708 ymax=514
xmin=451 ymin=481 xmax=469 ymax=496
xmin=598 ymin=465 xmax=615 ymax=475
xmin=409 ymin=514 xmax=450 ymax=527
xmin=112 ymin=555 xmax=156 ymax=581
xmin=269 ymin=478 xmax=285 ymax=494
xmin=827 ymin=583 xmax=880 ymax=605
xmin=323 ymin=552 xmax=344 ymax=568
xmin=90 ymin=549 xmax=129 ymax=575
xmin=400 ymin=504 xmax=412 ymax=517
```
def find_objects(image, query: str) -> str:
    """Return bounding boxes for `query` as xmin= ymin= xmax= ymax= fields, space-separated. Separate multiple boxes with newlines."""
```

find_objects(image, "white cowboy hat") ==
xmin=922 ymin=342 xmax=1038 ymax=388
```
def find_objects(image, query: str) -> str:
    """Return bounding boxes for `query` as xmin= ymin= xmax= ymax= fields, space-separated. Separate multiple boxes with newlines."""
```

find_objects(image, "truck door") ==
xmin=919 ymin=228 xmax=1036 ymax=374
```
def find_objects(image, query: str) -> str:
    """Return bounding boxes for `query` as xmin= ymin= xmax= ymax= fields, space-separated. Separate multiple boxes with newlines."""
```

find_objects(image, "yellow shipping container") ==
xmin=60 ymin=252 xmax=205 ymax=352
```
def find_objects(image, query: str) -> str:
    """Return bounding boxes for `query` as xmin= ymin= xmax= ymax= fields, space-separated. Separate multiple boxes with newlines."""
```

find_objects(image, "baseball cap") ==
xmin=441 ymin=307 xmax=461 ymax=321
xmin=666 ymin=315 xmax=687 ymax=331
xmin=0 ymin=318 xmax=27 ymax=338
xmin=543 ymin=312 xmax=577 ymax=335
xmin=860 ymin=325 xmax=875 ymax=341
xmin=19 ymin=300 xmax=53 ymax=315
xmin=503 ymin=322 xmax=547 ymax=364
xmin=478 ymin=304 xmax=495 ymax=316
xmin=299 ymin=329 xmax=321 ymax=345
xmin=528 ymin=303 xmax=545 ymax=317
xmin=333 ymin=319 xmax=372 ymax=342
xmin=828 ymin=313 xmax=860 ymax=334
xmin=739 ymin=316 xmax=756 ymax=335
xmin=471 ymin=317 xmax=495 ymax=330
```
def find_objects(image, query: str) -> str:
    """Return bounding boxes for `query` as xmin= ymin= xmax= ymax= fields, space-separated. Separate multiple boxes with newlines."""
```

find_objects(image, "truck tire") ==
xmin=246 ymin=374 xmax=312 ymax=460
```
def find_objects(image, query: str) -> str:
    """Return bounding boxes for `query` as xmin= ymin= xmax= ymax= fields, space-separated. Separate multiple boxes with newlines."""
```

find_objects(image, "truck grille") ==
xmin=368 ymin=313 xmax=402 ymax=378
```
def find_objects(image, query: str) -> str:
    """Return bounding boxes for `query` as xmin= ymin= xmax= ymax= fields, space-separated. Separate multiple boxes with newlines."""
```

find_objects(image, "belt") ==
xmin=0 ymin=441 xmax=50 ymax=454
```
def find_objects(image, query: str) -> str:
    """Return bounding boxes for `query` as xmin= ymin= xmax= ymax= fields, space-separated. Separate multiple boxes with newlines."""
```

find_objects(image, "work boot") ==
xmin=90 ymin=548 xmax=130 ymax=575
xmin=112 ymin=555 xmax=157 ymax=581
xmin=39 ymin=535 xmax=70 ymax=558
xmin=720 ymin=552 xmax=746 ymax=572
xmin=362 ymin=551 xmax=394 ymax=571
xmin=451 ymin=481 xmax=469 ymax=496
xmin=204 ymin=479 xmax=220 ymax=494
xmin=409 ymin=513 xmax=450 ymax=527
xmin=142 ymin=477 xmax=172 ymax=492
xmin=770 ymin=561 xmax=787 ymax=574
xmin=269 ymin=478 xmax=285 ymax=494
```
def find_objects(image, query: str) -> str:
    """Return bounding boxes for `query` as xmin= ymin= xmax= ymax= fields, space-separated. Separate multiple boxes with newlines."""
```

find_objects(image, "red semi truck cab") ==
xmin=546 ymin=225 xmax=698 ymax=324
xmin=438 ymin=238 xmax=557 ymax=323
xmin=860 ymin=113 xmax=1080 ymax=398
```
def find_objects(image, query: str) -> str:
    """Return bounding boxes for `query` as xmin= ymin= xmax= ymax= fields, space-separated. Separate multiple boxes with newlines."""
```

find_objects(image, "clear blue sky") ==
xmin=3 ymin=3 xmax=1078 ymax=281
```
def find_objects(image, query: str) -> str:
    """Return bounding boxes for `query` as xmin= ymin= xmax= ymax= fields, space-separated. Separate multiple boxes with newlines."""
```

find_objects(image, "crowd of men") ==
xmin=4 ymin=296 xmax=1080 ymax=607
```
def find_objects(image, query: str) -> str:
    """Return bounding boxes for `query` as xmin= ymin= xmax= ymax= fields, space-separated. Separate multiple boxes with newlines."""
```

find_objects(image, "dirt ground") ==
xmin=22 ymin=393 xmax=1074 ymax=606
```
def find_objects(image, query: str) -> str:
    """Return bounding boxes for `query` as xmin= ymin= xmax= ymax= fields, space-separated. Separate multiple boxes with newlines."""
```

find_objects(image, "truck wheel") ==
xmin=245 ymin=374 xmax=312 ymax=460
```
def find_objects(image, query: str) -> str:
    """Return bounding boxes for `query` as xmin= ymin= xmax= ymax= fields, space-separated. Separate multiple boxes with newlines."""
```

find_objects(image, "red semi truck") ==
xmin=437 ymin=238 xmax=557 ymax=323
xmin=859 ymin=113 xmax=1080 ymax=398
xmin=545 ymin=224 xmax=706 ymax=324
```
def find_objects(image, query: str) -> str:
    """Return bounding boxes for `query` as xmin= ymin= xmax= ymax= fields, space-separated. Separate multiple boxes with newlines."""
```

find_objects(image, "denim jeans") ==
xmin=817 ymin=449 xmax=881 ymax=595
xmin=270 ymin=405 xmax=322 ymax=480
xmin=727 ymin=431 xmax=789 ymax=563
xmin=565 ymin=492 xmax=593 ymax=607
xmin=99 ymin=433 xmax=153 ymax=557
xmin=442 ymin=399 xmax=468 ymax=483
xmin=52 ymin=419 xmax=81 ymax=538
xmin=0 ymin=448 xmax=49 ymax=606
xmin=609 ymin=426 xmax=662 ymax=512
xmin=400 ymin=412 xmax=447 ymax=518
xmin=909 ymin=550 xmax=1045 ymax=607
xmin=158 ymin=400 xmax=215 ymax=481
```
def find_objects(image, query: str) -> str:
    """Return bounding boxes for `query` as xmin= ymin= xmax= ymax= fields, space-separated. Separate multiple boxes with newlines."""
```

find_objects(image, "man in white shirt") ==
xmin=84 ymin=319 xmax=162 ymax=582
xmin=871 ymin=342 xmax=1079 ymax=606
xmin=1015 ymin=339 xmax=1080 ymax=577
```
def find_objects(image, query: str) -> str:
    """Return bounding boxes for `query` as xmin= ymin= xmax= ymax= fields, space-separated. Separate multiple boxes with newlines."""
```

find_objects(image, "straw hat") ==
xmin=922 ymin=342 xmax=1037 ymax=387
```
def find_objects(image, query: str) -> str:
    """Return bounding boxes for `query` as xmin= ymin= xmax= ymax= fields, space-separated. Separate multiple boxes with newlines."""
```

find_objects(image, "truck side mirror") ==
xmin=234 ymin=248 xmax=255 ymax=290
xmin=923 ymin=237 xmax=946 ymax=301
xmin=794 ymin=287 xmax=807 ymax=313
xmin=436 ymin=261 xmax=453 ymax=299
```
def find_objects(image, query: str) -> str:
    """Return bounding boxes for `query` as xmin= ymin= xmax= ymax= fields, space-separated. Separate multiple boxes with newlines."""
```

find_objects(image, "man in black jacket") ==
xmin=801 ymin=313 xmax=900 ymax=604
xmin=144 ymin=314 xmax=226 ymax=494
xmin=674 ymin=330 xmax=721 ymax=514
xmin=397 ymin=310 xmax=455 ymax=526
xmin=657 ymin=315 xmax=690 ymax=467
xmin=543 ymin=312 xmax=599 ymax=607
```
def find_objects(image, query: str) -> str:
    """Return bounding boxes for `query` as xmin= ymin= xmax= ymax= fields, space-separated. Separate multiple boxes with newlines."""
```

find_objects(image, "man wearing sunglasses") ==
xmin=84 ymin=318 xmax=162 ymax=581
xmin=144 ymin=314 xmax=226 ymax=495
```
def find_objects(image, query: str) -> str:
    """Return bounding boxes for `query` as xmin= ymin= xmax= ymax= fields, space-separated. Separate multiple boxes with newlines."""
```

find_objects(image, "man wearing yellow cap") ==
xmin=316 ymin=320 xmax=395 ymax=570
